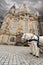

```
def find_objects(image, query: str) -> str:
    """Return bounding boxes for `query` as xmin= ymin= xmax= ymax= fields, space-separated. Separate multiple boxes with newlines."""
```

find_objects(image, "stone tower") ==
xmin=0 ymin=4 xmax=16 ymax=45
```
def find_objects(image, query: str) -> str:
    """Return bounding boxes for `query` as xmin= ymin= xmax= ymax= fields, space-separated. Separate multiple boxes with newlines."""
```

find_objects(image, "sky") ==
xmin=0 ymin=0 xmax=43 ymax=16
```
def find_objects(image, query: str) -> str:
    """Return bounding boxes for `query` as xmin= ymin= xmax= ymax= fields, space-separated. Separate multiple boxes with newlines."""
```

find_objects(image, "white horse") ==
xmin=21 ymin=33 xmax=43 ymax=57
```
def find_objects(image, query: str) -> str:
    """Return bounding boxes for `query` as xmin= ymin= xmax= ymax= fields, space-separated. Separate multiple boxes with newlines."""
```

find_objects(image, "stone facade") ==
xmin=38 ymin=19 xmax=43 ymax=35
xmin=0 ymin=3 xmax=41 ymax=45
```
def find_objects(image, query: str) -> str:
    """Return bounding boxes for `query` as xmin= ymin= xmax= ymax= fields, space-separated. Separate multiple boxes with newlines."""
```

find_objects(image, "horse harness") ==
xmin=29 ymin=35 xmax=39 ymax=47
xmin=25 ymin=34 xmax=39 ymax=47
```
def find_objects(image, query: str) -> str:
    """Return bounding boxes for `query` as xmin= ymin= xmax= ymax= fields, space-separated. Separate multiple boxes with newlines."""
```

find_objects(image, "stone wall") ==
xmin=28 ymin=18 xmax=39 ymax=35
xmin=16 ymin=19 xmax=25 ymax=34
xmin=39 ymin=22 xmax=43 ymax=35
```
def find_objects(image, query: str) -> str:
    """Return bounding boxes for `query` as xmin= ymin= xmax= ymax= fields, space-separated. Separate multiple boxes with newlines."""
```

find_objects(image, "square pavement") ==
xmin=0 ymin=45 xmax=43 ymax=65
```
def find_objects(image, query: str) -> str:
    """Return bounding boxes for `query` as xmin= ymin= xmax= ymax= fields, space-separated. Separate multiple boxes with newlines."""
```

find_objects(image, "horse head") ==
xmin=21 ymin=33 xmax=26 ymax=43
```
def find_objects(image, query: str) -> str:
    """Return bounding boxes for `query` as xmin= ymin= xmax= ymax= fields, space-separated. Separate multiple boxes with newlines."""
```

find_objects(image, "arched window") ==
xmin=10 ymin=37 xmax=15 ymax=42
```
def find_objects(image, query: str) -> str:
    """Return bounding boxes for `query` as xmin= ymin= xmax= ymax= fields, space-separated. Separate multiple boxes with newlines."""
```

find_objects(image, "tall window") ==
xmin=12 ymin=21 xmax=18 ymax=33
xmin=24 ymin=21 xmax=28 ymax=33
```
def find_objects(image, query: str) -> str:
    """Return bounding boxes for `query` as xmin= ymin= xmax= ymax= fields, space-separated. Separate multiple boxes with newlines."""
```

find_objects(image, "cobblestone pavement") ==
xmin=0 ymin=45 xmax=43 ymax=65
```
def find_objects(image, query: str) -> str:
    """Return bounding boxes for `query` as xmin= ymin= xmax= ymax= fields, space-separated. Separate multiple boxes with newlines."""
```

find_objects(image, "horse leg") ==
xmin=36 ymin=47 xmax=39 ymax=57
xmin=29 ymin=43 xmax=32 ymax=54
xmin=32 ymin=41 xmax=36 ymax=56
xmin=34 ymin=41 xmax=39 ymax=57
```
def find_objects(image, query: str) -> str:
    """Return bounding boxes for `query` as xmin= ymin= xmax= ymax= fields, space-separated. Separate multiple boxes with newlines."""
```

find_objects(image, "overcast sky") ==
xmin=0 ymin=0 xmax=43 ymax=16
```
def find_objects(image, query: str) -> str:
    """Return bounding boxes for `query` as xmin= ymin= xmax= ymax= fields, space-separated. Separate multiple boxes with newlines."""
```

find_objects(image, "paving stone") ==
xmin=0 ymin=55 xmax=7 ymax=65
xmin=0 ymin=45 xmax=43 ymax=65
xmin=4 ymin=55 xmax=10 ymax=65
xmin=12 ymin=55 xmax=17 ymax=65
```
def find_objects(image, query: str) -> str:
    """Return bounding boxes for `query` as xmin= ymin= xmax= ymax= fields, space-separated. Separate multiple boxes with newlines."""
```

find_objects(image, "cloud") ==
xmin=4 ymin=0 xmax=43 ymax=10
xmin=33 ymin=1 xmax=42 ymax=9
xmin=4 ymin=0 xmax=19 ymax=9
xmin=0 ymin=0 xmax=43 ymax=16
xmin=4 ymin=0 xmax=14 ymax=4
xmin=22 ymin=0 xmax=43 ymax=12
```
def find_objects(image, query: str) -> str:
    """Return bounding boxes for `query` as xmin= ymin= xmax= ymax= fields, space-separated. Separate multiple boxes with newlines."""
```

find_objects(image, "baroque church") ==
xmin=0 ymin=3 xmax=43 ymax=45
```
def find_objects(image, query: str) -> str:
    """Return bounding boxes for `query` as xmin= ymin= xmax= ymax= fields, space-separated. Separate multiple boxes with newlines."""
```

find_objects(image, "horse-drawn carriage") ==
xmin=21 ymin=33 xmax=43 ymax=57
